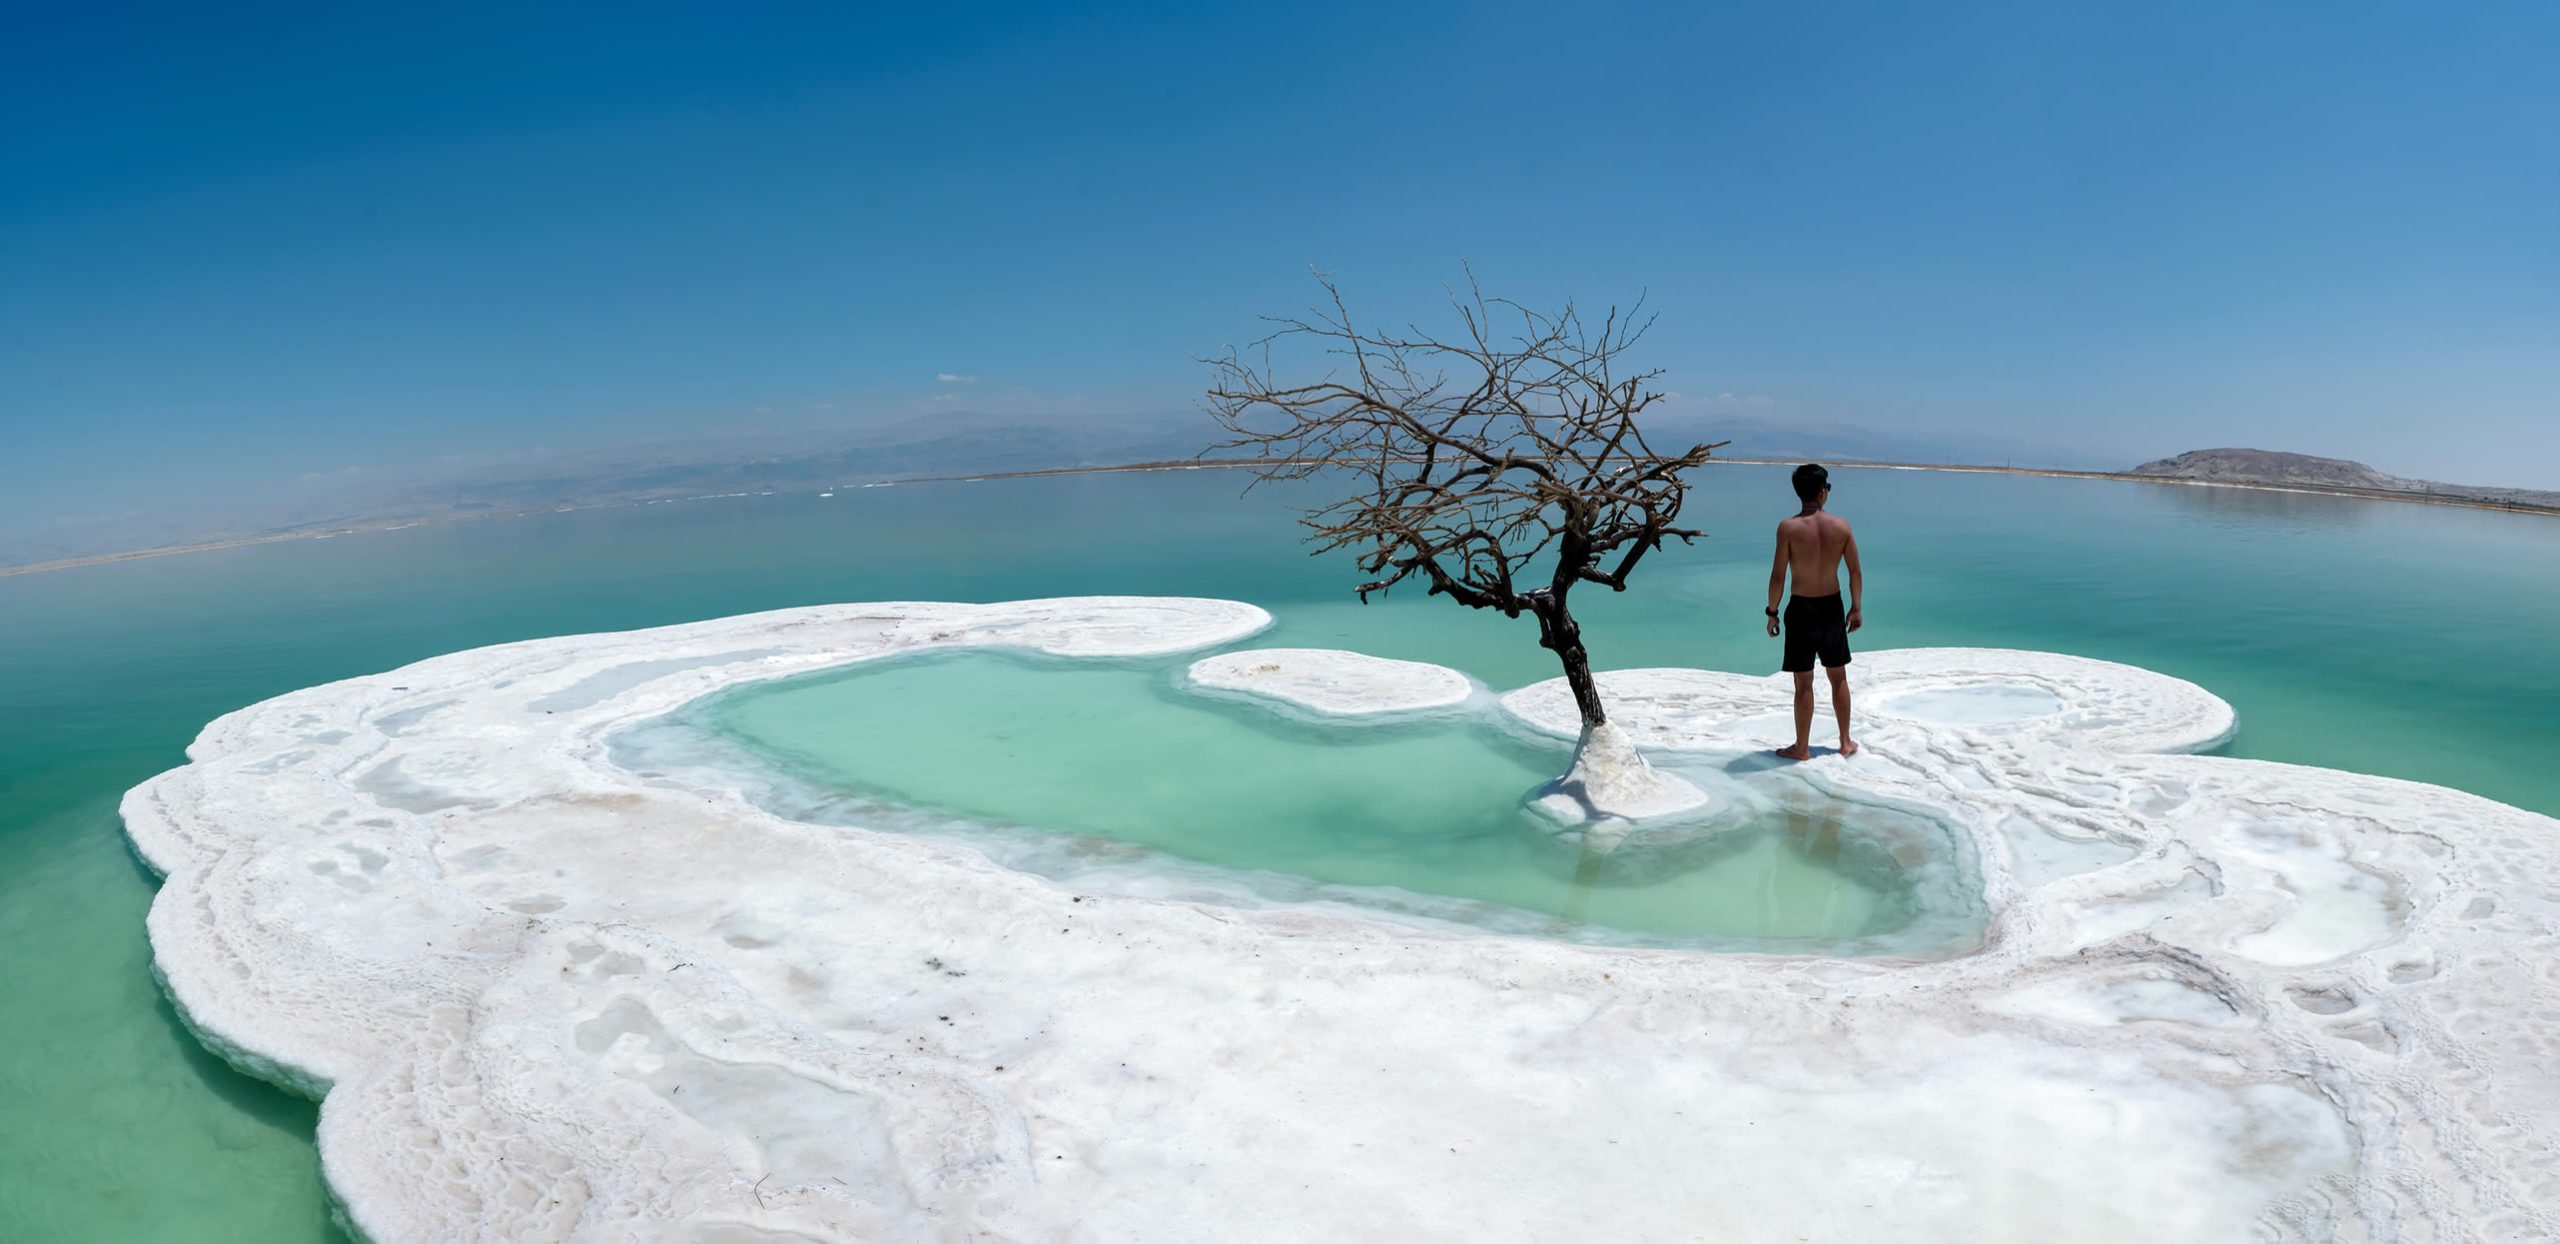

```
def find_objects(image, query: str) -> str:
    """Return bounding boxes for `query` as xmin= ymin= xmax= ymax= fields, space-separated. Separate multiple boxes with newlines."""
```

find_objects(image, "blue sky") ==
xmin=4 ymin=1 xmax=2556 ymax=536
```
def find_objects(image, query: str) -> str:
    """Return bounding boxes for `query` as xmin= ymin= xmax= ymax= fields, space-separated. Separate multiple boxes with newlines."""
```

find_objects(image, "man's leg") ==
xmin=1779 ymin=669 xmax=1817 ymax=760
xmin=1826 ymin=664 xmax=1857 ymax=757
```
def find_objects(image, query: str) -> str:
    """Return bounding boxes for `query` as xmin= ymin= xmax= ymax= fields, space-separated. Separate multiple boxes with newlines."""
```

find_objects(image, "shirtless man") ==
xmin=1766 ymin=463 xmax=1862 ymax=760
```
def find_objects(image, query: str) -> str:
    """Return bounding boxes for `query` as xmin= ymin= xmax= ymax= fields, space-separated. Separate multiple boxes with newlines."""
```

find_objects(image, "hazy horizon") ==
xmin=0 ymin=404 xmax=2150 ymax=569
xmin=7 ymin=4 xmax=2556 ymax=549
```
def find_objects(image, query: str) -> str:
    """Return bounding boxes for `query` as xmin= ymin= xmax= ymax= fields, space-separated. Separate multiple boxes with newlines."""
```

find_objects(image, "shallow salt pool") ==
xmin=1875 ymin=683 xmax=2067 ymax=726
xmin=629 ymin=649 xmax=1987 ymax=953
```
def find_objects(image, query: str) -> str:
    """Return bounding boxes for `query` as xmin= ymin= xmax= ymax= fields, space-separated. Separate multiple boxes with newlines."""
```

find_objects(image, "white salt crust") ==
xmin=1499 ymin=647 xmax=2238 ymax=757
xmin=123 ymin=600 xmax=2560 ymax=1241
xmin=1183 ymin=647 xmax=1475 ymax=716
xmin=1525 ymin=720 xmax=1714 ymax=832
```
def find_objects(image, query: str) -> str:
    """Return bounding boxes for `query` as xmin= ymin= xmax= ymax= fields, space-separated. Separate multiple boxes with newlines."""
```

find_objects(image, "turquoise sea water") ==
xmin=4 ymin=464 xmax=2558 ymax=1239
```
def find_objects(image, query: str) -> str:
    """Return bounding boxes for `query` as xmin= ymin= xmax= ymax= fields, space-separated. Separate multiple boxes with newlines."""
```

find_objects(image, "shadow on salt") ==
xmin=608 ymin=647 xmax=1989 ymax=956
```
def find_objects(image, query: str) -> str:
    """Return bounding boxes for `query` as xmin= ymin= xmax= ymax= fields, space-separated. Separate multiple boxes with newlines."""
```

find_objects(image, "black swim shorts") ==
xmin=1782 ymin=593 xmax=1852 ymax=673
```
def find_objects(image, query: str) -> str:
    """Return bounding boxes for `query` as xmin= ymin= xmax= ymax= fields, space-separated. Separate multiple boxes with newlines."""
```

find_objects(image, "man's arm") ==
xmin=1766 ymin=522 xmax=1790 ymax=637
xmin=1842 ymin=524 xmax=1863 ymax=632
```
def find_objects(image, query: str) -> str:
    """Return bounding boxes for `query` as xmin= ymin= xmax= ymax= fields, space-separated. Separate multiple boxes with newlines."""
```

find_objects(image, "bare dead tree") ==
xmin=1205 ymin=275 xmax=1726 ymax=731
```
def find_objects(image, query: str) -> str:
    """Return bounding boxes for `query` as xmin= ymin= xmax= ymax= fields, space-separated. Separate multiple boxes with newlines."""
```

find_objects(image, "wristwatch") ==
xmin=1764 ymin=606 xmax=1779 ymax=617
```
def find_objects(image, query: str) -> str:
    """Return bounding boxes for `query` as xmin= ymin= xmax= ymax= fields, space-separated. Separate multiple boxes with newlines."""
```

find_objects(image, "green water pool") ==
xmin=667 ymin=649 xmax=1981 ymax=952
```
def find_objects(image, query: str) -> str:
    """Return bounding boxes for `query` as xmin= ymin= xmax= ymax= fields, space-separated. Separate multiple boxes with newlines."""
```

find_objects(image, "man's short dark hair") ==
xmin=1792 ymin=463 xmax=1830 ymax=504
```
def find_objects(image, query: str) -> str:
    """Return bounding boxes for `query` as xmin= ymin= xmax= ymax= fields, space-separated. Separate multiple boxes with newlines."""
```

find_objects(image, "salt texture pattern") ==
xmin=124 ymin=599 xmax=2560 ymax=1240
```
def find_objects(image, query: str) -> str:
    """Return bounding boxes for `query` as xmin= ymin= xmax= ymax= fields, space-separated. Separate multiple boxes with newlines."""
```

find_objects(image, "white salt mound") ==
xmin=1184 ymin=646 xmax=1473 ymax=716
xmin=123 ymin=601 xmax=2560 ymax=1240
xmin=1526 ymin=719 xmax=1713 ymax=835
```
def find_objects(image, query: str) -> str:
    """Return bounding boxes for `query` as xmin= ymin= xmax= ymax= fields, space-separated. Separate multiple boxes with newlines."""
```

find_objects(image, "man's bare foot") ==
xmin=1838 ymin=738 xmax=1859 ymax=757
xmin=1773 ymin=742 xmax=1812 ymax=761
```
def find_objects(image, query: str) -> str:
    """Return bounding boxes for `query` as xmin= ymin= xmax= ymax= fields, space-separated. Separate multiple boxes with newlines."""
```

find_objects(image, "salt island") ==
xmin=123 ymin=598 xmax=2560 ymax=1240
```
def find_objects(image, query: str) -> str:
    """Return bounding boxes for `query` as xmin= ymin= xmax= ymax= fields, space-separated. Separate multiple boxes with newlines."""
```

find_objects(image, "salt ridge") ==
xmin=122 ymin=598 xmax=2560 ymax=1240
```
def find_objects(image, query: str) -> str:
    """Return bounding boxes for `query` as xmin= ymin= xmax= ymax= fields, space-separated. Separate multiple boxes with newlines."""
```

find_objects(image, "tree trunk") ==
xmin=1530 ymin=596 xmax=1607 ymax=729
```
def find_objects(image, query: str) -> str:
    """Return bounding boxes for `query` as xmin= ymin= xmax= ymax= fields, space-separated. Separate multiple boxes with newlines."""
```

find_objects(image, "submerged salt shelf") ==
xmin=121 ymin=598 xmax=2560 ymax=1240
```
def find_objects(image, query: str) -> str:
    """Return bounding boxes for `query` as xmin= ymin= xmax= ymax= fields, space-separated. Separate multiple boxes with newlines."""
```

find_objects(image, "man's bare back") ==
xmin=1765 ymin=464 xmax=1862 ymax=761
xmin=1774 ymin=511 xmax=1856 ymax=598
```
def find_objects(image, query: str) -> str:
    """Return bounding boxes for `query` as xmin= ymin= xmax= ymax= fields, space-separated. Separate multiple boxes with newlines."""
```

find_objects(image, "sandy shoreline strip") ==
xmin=8 ymin=455 xmax=2550 ymax=581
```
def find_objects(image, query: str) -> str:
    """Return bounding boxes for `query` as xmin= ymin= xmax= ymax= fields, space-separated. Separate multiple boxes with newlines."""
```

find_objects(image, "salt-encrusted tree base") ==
xmin=1526 ymin=720 xmax=1713 ymax=841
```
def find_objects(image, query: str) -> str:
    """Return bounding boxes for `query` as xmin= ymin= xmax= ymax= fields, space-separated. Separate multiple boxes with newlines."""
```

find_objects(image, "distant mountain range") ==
xmin=336 ymin=412 xmax=2131 ymax=531
xmin=387 ymin=411 xmax=1207 ymax=518
xmin=2128 ymin=448 xmax=2560 ymax=510
xmin=0 ymin=412 xmax=1207 ymax=569
xmin=1644 ymin=414 xmax=2129 ymax=472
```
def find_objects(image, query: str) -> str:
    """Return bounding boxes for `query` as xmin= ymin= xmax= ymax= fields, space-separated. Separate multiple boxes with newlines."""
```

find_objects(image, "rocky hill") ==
xmin=2130 ymin=448 xmax=2403 ymax=489
xmin=2129 ymin=448 xmax=2560 ymax=511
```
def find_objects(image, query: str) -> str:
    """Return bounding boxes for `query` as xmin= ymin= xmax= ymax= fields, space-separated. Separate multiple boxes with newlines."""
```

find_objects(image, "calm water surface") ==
xmin=679 ymin=649 xmax=1977 ymax=951
xmin=3 ymin=464 xmax=2556 ymax=1240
